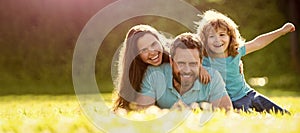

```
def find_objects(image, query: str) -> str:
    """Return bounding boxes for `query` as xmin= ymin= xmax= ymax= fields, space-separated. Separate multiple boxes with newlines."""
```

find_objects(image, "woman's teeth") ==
xmin=151 ymin=54 xmax=159 ymax=60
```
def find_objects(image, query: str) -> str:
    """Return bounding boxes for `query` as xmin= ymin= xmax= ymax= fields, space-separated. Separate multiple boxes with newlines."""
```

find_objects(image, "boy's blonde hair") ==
xmin=196 ymin=10 xmax=245 ymax=57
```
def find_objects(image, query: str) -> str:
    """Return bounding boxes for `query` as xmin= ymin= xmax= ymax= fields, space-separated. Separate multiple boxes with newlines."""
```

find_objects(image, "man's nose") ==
xmin=181 ymin=65 xmax=191 ymax=73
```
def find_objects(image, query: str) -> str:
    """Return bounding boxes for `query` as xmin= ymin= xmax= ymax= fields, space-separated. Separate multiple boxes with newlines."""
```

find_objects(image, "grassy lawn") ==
xmin=0 ymin=93 xmax=299 ymax=133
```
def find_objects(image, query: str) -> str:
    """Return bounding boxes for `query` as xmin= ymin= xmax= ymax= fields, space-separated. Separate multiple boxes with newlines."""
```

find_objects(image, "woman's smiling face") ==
xmin=137 ymin=33 xmax=163 ymax=66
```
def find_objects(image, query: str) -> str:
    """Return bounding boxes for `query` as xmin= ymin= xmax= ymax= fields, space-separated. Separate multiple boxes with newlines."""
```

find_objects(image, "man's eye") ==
xmin=177 ymin=62 xmax=185 ymax=66
xmin=189 ymin=62 xmax=198 ymax=67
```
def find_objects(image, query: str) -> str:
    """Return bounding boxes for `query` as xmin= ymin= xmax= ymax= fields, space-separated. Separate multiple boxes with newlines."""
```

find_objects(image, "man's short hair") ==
xmin=170 ymin=32 xmax=204 ymax=61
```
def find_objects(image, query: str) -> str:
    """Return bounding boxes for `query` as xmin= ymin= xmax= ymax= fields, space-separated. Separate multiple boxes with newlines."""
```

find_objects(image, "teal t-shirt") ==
xmin=202 ymin=45 xmax=252 ymax=101
xmin=141 ymin=63 xmax=228 ymax=109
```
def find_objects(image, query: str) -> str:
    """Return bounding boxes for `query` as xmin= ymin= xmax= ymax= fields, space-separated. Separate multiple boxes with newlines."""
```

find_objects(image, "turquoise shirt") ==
xmin=141 ymin=63 xmax=228 ymax=109
xmin=202 ymin=45 xmax=252 ymax=101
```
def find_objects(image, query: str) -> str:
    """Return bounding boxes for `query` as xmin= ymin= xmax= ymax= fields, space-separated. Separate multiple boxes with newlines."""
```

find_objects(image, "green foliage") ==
xmin=0 ymin=0 xmax=299 ymax=94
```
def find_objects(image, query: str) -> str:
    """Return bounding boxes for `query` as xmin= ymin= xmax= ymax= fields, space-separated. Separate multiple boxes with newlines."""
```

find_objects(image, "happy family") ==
xmin=112 ymin=10 xmax=295 ymax=114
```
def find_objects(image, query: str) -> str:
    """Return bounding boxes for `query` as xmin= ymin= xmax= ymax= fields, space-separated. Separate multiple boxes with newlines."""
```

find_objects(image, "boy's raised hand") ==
xmin=282 ymin=22 xmax=296 ymax=34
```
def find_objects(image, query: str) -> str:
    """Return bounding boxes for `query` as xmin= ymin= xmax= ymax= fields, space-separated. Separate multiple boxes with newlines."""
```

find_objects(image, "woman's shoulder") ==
xmin=147 ymin=63 xmax=170 ymax=72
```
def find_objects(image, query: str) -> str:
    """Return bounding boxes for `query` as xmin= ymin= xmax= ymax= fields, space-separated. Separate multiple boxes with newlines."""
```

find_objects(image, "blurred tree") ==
xmin=0 ymin=0 xmax=299 ymax=94
xmin=287 ymin=0 xmax=300 ymax=72
xmin=277 ymin=0 xmax=300 ymax=73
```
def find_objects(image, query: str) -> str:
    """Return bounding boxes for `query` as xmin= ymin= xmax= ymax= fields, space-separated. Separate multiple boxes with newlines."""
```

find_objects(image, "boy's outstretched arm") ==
xmin=245 ymin=22 xmax=295 ymax=55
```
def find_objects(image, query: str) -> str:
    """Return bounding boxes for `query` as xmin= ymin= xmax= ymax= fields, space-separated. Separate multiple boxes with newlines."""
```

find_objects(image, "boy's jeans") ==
xmin=232 ymin=90 xmax=290 ymax=114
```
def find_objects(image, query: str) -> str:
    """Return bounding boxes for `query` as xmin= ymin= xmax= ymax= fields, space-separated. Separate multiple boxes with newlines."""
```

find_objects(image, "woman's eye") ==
xmin=139 ymin=48 xmax=148 ymax=53
xmin=151 ymin=42 xmax=157 ymax=47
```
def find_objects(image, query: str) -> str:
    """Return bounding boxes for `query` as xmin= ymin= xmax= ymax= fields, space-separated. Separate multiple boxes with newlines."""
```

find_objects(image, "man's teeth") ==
xmin=182 ymin=75 xmax=191 ymax=78
xmin=151 ymin=55 xmax=159 ymax=60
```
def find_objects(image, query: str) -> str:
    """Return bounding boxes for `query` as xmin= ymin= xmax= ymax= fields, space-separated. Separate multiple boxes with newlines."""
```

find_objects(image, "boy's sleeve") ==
xmin=202 ymin=57 xmax=211 ymax=67
xmin=239 ymin=45 xmax=246 ymax=57
xmin=208 ymin=70 xmax=228 ymax=102
xmin=140 ymin=66 xmax=166 ymax=99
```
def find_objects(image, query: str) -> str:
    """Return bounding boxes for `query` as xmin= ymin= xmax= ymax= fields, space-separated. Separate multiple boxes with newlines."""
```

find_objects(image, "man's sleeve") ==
xmin=208 ymin=70 xmax=228 ymax=102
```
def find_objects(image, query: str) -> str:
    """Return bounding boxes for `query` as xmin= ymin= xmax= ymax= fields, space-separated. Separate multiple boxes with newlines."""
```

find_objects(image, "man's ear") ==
xmin=199 ymin=58 xmax=202 ymax=65
xmin=169 ymin=56 xmax=173 ymax=67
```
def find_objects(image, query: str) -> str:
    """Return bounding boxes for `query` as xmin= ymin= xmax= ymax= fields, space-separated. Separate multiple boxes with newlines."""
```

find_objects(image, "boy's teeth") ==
xmin=215 ymin=44 xmax=224 ymax=47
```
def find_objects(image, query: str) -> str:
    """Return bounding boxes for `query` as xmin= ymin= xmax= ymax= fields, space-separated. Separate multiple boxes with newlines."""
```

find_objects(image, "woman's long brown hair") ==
xmin=112 ymin=25 xmax=169 ymax=111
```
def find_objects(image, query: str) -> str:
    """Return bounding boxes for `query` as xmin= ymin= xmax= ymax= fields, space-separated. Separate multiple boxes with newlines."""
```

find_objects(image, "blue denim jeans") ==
xmin=232 ymin=90 xmax=290 ymax=114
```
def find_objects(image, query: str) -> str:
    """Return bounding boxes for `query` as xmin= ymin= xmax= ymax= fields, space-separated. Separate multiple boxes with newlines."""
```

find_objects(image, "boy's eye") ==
xmin=219 ymin=32 xmax=228 ymax=36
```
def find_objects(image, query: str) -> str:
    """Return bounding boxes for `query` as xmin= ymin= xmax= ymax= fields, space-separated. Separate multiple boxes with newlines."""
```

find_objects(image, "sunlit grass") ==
xmin=0 ymin=94 xmax=299 ymax=133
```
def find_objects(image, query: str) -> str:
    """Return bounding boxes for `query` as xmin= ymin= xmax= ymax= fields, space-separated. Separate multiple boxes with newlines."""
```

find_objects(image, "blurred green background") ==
xmin=0 ymin=0 xmax=299 ymax=95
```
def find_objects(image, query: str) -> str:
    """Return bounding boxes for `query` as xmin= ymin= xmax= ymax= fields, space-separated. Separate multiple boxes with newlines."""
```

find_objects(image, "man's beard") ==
xmin=172 ymin=70 xmax=182 ymax=85
xmin=172 ymin=69 xmax=196 ymax=90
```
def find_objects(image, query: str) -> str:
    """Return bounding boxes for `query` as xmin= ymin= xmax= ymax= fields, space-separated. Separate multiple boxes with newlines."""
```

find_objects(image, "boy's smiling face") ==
xmin=206 ymin=27 xmax=230 ymax=57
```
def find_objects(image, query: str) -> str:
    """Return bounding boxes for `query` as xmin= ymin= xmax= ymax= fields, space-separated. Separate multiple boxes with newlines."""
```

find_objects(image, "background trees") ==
xmin=0 ymin=0 xmax=298 ymax=94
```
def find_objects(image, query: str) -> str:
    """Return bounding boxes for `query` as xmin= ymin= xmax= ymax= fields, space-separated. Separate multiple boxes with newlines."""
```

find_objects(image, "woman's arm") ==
xmin=245 ymin=22 xmax=295 ymax=55
xmin=135 ymin=94 xmax=156 ymax=109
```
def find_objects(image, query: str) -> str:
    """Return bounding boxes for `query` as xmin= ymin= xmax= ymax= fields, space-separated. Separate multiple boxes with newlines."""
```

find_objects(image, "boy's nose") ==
xmin=215 ymin=37 xmax=221 ymax=42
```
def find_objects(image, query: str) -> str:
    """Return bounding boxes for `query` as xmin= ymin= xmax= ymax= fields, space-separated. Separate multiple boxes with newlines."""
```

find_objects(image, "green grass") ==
xmin=0 ymin=94 xmax=300 ymax=133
